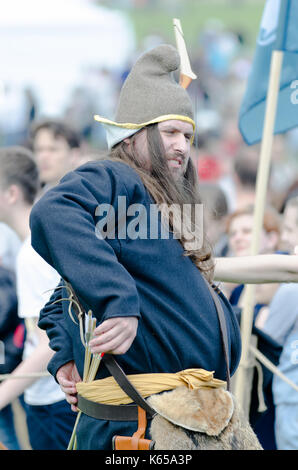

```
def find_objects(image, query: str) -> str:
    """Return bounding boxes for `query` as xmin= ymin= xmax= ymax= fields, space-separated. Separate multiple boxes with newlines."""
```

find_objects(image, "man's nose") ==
xmin=173 ymin=133 xmax=188 ymax=154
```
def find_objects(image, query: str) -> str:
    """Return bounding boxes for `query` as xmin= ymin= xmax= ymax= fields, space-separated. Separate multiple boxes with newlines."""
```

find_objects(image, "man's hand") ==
xmin=89 ymin=316 xmax=138 ymax=355
xmin=56 ymin=361 xmax=82 ymax=412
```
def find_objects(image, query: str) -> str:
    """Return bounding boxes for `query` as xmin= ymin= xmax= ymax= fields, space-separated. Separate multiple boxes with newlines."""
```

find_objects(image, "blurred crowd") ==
xmin=0 ymin=18 xmax=298 ymax=451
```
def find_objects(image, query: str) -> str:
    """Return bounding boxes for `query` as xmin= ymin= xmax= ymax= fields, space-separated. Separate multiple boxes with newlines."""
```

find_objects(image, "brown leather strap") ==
xmin=131 ymin=407 xmax=147 ymax=449
xmin=102 ymin=354 xmax=156 ymax=417
xmin=77 ymin=394 xmax=147 ymax=421
xmin=112 ymin=406 xmax=153 ymax=449
xmin=205 ymin=280 xmax=231 ymax=391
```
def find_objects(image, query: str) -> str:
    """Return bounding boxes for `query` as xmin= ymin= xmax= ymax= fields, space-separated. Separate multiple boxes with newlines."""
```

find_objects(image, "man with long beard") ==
xmin=30 ymin=44 xmax=243 ymax=449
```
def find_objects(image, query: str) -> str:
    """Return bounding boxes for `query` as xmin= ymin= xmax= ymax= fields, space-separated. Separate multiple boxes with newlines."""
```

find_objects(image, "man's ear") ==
xmin=5 ymin=184 xmax=21 ymax=205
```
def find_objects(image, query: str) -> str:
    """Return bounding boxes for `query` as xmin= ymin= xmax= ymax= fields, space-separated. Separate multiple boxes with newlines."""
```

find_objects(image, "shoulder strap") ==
xmin=102 ymin=354 xmax=156 ymax=417
xmin=204 ymin=279 xmax=231 ymax=391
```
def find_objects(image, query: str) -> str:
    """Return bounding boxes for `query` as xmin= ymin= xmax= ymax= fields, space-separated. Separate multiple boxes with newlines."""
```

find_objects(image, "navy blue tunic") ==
xmin=30 ymin=160 xmax=241 ymax=449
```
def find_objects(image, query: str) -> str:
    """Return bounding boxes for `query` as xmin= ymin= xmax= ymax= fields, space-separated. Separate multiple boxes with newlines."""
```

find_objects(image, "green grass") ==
xmin=98 ymin=0 xmax=266 ymax=52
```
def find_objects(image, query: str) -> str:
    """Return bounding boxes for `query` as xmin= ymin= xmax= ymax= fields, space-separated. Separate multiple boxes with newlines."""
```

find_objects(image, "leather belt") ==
xmin=77 ymin=394 xmax=152 ymax=422
xmin=77 ymin=355 xmax=156 ymax=421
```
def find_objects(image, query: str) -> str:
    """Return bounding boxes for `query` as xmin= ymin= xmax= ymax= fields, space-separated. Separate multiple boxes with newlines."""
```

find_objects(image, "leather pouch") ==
xmin=147 ymin=386 xmax=263 ymax=450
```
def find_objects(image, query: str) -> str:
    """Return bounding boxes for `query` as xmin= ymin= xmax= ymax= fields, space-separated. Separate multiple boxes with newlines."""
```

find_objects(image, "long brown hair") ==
xmin=110 ymin=123 xmax=214 ymax=281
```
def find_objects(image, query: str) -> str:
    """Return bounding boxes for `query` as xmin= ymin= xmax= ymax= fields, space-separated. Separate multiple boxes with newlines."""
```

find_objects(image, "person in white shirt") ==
xmin=0 ymin=222 xmax=21 ymax=271
xmin=0 ymin=146 xmax=76 ymax=449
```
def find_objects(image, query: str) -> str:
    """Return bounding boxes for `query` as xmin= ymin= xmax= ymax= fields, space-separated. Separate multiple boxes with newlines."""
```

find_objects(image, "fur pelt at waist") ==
xmin=147 ymin=387 xmax=263 ymax=450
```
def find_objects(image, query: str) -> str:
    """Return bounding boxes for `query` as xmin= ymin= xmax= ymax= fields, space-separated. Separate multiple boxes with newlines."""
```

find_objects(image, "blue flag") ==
xmin=239 ymin=0 xmax=298 ymax=145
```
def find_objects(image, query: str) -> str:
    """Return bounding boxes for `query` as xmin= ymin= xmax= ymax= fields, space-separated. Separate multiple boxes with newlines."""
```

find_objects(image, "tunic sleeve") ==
xmin=30 ymin=161 xmax=141 ymax=323
xmin=38 ymin=280 xmax=75 ymax=380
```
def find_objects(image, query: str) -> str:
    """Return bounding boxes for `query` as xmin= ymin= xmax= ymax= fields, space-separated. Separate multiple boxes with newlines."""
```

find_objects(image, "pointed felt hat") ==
xmin=94 ymin=44 xmax=195 ymax=148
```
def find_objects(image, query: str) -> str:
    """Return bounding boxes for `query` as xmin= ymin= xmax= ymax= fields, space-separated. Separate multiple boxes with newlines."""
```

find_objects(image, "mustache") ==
xmin=166 ymin=151 xmax=186 ymax=161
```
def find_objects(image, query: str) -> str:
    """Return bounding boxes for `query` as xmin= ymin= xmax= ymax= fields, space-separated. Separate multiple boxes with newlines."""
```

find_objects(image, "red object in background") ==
xmin=197 ymin=155 xmax=223 ymax=181
xmin=13 ymin=323 xmax=25 ymax=349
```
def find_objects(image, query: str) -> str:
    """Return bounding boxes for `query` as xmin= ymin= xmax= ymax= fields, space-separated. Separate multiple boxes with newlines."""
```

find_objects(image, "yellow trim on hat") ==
xmin=94 ymin=113 xmax=194 ymax=128
xmin=94 ymin=114 xmax=195 ymax=144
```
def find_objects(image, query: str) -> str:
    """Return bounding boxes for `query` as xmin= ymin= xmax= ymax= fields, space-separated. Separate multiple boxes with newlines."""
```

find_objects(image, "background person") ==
xmin=0 ymin=264 xmax=25 ymax=449
xmin=29 ymin=119 xmax=82 ymax=189
xmin=0 ymin=147 xmax=76 ymax=450
xmin=262 ymin=195 xmax=298 ymax=450
xmin=226 ymin=204 xmax=281 ymax=324
xmin=224 ymin=204 xmax=281 ymax=449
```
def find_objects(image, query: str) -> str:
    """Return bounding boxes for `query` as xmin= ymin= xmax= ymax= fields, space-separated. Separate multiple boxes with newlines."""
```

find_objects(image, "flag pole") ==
xmin=234 ymin=50 xmax=284 ymax=415
xmin=234 ymin=0 xmax=290 ymax=416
